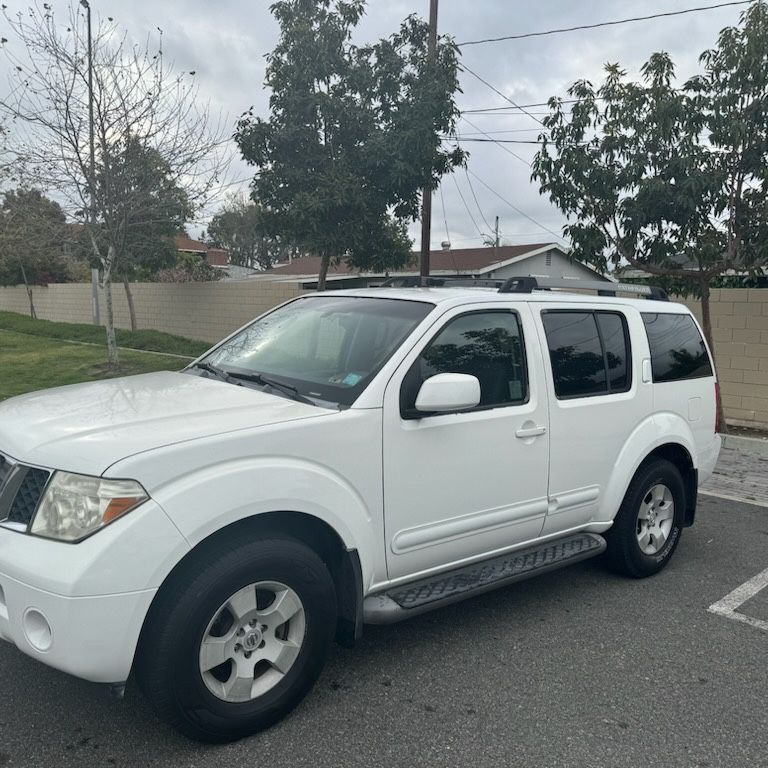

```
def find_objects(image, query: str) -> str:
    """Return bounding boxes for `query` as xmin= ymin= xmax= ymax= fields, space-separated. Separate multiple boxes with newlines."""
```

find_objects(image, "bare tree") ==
xmin=0 ymin=2 xmax=230 ymax=364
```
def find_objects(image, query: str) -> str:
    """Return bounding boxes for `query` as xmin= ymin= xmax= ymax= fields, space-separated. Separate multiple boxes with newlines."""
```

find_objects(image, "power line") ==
xmin=460 ymin=63 xmax=547 ymax=127
xmin=454 ymin=127 xmax=548 ymax=134
xmin=439 ymin=183 xmax=450 ymax=242
xmin=465 ymin=168 xmax=565 ymax=242
xmin=459 ymin=116 xmax=533 ymax=166
xmin=462 ymin=100 xmax=579 ymax=114
xmin=449 ymin=136 xmax=543 ymax=145
xmin=463 ymin=167 xmax=493 ymax=234
xmin=457 ymin=1 xmax=753 ymax=46
xmin=450 ymin=172 xmax=484 ymax=238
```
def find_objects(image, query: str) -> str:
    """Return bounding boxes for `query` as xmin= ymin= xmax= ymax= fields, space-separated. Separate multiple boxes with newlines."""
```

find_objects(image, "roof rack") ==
xmin=379 ymin=276 xmax=506 ymax=289
xmin=497 ymin=276 xmax=668 ymax=301
xmin=378 ymin=274 xmax=668 ymax=301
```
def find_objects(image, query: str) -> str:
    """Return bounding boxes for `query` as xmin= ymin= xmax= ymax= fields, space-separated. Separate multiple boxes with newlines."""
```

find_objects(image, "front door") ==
xmin=382 ymin=304 xmax=550 ymax=581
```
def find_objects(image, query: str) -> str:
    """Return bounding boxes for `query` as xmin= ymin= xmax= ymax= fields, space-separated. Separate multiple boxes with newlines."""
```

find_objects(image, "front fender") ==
xmin=150 ymin=457 xmax=379 ymax=590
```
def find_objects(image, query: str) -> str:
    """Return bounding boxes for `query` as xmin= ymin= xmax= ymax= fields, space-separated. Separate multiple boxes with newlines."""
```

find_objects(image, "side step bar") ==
xmin=363 ymin=532 xmax=606 ymax=624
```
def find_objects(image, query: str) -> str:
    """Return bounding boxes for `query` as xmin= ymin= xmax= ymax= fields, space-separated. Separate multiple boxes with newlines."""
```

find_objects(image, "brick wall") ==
xmin=681 ymin=289 xmax=768 ymax=429
xmin=0 ymin=279 xmax=306 ymax=344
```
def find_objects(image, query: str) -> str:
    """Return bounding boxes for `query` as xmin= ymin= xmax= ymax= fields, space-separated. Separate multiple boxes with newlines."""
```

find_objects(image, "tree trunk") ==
xmin=317 ymin=254 xmax=330 ymax=291
xmin=19 ymin=263 xmax=36 ymax=319
xmin=103 ymin=251 xmax=120 ymax=367
xmin=699 ymin=277 xmax=726 ymax=433
xmin=123 ymin=275 xmax=137 ymax=332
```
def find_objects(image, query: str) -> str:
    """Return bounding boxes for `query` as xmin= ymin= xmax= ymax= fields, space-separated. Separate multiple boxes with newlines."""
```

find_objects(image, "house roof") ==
xmin=268 ymin=243 xmax=560 ymax=277
xmin=174 ymin=235 xmax=208 ymax=253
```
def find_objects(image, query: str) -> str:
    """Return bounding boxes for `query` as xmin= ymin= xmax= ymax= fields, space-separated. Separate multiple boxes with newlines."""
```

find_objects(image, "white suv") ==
xmin=0 ymin=278 xmax=721 ymax=741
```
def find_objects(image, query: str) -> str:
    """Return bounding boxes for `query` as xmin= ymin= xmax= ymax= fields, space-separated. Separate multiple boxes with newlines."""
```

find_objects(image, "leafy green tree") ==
xmin=0 ymin=189 xmax=69 ymax=317
xmin=532 ymin=2 xmax=768 ymax=431
xmin=207 ymin=194 xmax=295 ymax=270
xmin=236 ymin=0 xmax=465 ymax=289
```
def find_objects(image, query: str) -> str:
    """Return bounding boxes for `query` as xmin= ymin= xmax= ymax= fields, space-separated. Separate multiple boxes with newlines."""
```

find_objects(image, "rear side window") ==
xmin=542 ymin=310 xmax=632 ymax=399
xmin=641 ymin=313 xmax=713 ymax=382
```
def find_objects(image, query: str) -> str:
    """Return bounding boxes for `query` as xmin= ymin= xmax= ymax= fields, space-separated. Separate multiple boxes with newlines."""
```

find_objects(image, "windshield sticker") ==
xmin=342 ymin=372 xmax=363 ymax=386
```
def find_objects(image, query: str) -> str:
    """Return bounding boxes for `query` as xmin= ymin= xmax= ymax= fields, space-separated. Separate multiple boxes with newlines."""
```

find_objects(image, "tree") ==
xmin=155 ymin=252 xmax=225 ymax=283
xmin=90 ymin=136 xmax=193 ymax=330
xmin=235 ymin=0 xmax=465 ymax=290
xmin=207 ymin=194 xmax=295 ymax=270
xmin=532 ymin=2 xmax=768 ymax=431
xmin=0 ymin=189 xmax=69 ymax=317
xmin=0 ymin=3 xmax=229 ymax=364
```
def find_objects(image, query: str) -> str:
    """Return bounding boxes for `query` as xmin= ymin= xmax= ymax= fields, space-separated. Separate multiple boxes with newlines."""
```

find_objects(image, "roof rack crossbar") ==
xmin=497 ymin=276 xmax=668 ymax=301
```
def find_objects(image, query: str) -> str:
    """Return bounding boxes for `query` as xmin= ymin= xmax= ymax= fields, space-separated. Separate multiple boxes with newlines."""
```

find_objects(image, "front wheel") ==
xmin=604 ymin=459 xmax=685 ymax=578
xmin=135 ymin=535 xmax=337 ymax=742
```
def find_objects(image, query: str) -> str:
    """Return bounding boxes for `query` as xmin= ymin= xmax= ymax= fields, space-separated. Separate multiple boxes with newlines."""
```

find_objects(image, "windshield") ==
xmin=200 ymin=295 xmax=434 ymax=407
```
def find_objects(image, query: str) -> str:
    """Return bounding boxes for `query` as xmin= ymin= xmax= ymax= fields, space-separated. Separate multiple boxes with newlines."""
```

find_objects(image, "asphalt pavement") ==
xmin=1 ymin=492 xmax=766 ymax=768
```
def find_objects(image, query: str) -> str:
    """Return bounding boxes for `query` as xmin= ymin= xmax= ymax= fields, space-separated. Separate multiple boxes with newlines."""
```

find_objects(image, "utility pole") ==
xmin=494 ymin=215 xmax=500 ymax=260
xmin=419 ymin=0 xmax=438 ymax=280
xmin=81 ymin=0 xmax=100 ymax=325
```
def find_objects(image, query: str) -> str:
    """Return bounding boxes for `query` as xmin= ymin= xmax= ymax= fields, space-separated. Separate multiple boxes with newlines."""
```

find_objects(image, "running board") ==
xmin=363 ymin=532 xmax=606 ymax=624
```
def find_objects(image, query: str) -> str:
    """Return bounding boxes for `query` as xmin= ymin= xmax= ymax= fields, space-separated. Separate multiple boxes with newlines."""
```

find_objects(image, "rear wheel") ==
xmin=135 ymin=536 xmax=336 ymax=742
xmin=605 ymin=459 xmax=685 ymax=578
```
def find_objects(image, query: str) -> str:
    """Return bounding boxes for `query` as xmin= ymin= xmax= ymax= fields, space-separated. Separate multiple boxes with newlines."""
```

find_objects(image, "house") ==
xmin=174 ymin=235 xmax=230 ymax=268
xmin=260 ymin=243 xmax=606 ymax=289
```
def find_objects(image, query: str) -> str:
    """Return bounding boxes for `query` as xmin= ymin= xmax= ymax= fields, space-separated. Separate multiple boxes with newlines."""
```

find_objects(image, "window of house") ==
xmin=542 ymin=310 xmax=631 ymax=399
xmin=641 ymin=313 xmax=713 ymax=382
xmin=401 ymin=310 xmax=528 ymax=416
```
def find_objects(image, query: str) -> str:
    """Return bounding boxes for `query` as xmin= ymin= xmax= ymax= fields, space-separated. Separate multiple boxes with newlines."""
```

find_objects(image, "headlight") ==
xmin=30 ymin=472 xmax=148 ymax=542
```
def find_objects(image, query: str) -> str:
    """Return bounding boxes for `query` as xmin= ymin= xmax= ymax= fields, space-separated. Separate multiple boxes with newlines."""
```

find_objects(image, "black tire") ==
xmin=135 ymin=535 xmax=336 ymax=743
xmin=604 ymin=459 xmax=685 ymax=578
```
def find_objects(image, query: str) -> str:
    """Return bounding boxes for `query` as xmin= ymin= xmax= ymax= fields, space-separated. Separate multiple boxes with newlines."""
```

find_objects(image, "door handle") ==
xmin=515 ymin=425 xmax=547 ymax=439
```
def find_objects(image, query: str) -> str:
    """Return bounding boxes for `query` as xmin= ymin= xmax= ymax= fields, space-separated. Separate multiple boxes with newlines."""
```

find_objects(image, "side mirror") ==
xmin=414 ymin=373 xmax=481 ymax=414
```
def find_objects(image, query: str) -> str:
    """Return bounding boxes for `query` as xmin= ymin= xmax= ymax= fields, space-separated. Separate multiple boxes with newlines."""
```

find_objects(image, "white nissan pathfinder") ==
xmin=0 ymin=277 xmax=721 ymax=741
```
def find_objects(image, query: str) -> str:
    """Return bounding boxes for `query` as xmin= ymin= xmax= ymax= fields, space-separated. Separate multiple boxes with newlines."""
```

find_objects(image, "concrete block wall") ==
xmin=0 ymin=279 xmax=306 ymax=344
xmin=2 ymin=282 xmax=767 ymax=428
xmin=681 ymin=289 xmax=768 ymax=430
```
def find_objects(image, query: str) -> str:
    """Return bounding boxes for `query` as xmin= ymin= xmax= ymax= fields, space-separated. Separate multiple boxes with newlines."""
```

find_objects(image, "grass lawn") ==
xmin=0 ymin=329 xmax=190 ymax=401
xmin=0 ymin=311 xmax=209 ymax=357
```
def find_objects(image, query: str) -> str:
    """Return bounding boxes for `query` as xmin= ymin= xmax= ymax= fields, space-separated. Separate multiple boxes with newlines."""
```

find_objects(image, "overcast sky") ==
xmin=3 ymin=0 xmax=754 ymax=249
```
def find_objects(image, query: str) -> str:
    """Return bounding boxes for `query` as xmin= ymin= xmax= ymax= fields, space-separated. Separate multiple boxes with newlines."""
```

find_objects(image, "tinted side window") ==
xmin=597 ymin=313 xmax=629 ymax=391
xmin=542 ymin=310 xmax=632 ymax=399
xmin=542 ymin=312 xmax=606 ymax=398
xmin=642 ymin=313 xmax=713 ymax=382
xmin=401 ymin=311 xmax=528 ymax=414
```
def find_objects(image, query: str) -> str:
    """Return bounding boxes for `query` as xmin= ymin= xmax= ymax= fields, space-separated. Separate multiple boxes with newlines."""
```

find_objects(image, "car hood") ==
xmin=0 ymin=371 xmax=327 ymax=475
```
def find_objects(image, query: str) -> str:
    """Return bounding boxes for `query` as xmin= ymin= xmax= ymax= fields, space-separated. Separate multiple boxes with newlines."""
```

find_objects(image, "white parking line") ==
xmin=708 ymin=566 xmax=768 ymax=632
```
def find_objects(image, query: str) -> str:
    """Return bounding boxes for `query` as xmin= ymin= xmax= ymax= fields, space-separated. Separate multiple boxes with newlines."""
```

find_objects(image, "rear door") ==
xmin=533 ymin=303 xmax=649 ymax=535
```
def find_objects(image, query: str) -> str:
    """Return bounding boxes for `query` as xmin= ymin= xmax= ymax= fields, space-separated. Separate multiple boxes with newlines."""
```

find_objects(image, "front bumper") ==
xmin=0 ymin=576 xmax=156 ymax=683
xmin=0 ymin=499 xmax=189 ymax=683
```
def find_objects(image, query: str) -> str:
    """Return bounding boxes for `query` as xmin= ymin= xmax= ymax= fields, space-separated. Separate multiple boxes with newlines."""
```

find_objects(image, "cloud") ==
xmin=1 ymin=0 xmax=750 ymax=247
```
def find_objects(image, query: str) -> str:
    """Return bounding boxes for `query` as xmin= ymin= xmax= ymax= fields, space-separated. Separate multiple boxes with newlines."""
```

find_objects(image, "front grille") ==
xmin=0 ymin=453 xmax=12 ymax=492
xmin=6 ymin=468 xmax=50 ymax=526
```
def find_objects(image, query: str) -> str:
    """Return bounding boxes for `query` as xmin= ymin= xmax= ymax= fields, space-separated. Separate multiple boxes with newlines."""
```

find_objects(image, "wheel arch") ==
xmin=135 ymin=511 xmax=364 ymax=674
xmin=635 ymin=443 xmax=697 ymax=526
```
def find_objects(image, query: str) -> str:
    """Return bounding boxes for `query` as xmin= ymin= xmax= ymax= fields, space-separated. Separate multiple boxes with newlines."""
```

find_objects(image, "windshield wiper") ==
xmin=191 ymin=361 xmax=242 ymax=386
xmin=225 ymin=370 xmax=316 ymax=406
xmin=191 ymin=362 xmax=315 ymax=406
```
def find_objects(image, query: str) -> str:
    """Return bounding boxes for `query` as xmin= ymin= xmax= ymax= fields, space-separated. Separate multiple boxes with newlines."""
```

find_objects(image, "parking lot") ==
xmin=0 ymin=488 xmax=764 ymax=768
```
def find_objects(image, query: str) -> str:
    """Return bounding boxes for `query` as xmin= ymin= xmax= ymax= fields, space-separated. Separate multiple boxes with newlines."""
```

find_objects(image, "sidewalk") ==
xmin=700 ymin=434 xmax=768 ymax=507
